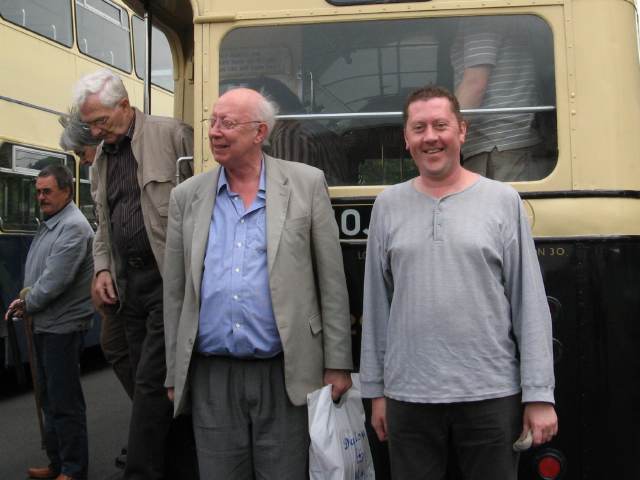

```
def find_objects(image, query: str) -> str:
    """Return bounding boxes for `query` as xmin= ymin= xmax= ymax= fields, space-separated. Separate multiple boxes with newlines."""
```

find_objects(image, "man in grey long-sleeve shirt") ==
xmin=359 ymin=85 xmax=557 ymax=479
xmin=5 ymin=165 xmax=93 ymax=480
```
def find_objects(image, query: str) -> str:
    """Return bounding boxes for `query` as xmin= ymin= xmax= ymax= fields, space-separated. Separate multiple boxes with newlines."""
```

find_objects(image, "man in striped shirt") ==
xmin=74 ymin=69 xmax=196 ymax=480
xmin=451 ymin=17 xmax=552 ymax=181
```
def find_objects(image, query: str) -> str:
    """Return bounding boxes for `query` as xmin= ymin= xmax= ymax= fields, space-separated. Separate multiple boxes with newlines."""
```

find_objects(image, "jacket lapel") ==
xmin=191 ymin=168 xmax=220 ymax=302
xmin=265 ymin=155 xmax=290 ymax=274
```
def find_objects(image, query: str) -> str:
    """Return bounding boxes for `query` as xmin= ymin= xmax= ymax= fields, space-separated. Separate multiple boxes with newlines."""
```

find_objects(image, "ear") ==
xmin=254 ymin=123 xmax=268 ymax=144
xmin=404 ymin=130 xmax=410 ymax=151
xmin=458 ymin=119 xmax=467 ymax=144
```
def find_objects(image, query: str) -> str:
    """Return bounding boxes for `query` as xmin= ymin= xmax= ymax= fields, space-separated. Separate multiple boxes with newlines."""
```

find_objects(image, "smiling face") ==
xmin=36 ymin=175 xmax=71 ymax=218
xmin=208 ymin=89 xmax=267 ymax=168
xmin=404 ymin=97 xmax=467 ymax=181
xmin=79 ymin=93 xmax=132 ymax=145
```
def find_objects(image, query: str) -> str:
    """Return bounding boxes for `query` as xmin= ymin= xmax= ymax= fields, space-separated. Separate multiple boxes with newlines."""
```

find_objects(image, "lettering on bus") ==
xmin=333 ymin=204 xmax=372 ymax=240
xmin=536 ymin=247 xmax=567 ymax=257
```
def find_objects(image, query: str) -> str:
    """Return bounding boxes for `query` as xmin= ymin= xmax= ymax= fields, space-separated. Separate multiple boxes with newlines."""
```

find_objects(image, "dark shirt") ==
xmin=104 ymin=115 xmax=152 ymax=257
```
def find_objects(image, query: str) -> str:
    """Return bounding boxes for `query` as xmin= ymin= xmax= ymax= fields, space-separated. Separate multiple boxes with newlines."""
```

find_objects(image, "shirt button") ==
xmin=233 ymin=294 xmax=239 ymax=300
xmin=235 ymin=267 xmax=240 ymax=273
xmin=235 ymin=323 xmax=241 ymax=329
xmin=240 ymin=219 xmax=245 ymax=224
xmin=237 ymin=242 xmax=242 ymax=247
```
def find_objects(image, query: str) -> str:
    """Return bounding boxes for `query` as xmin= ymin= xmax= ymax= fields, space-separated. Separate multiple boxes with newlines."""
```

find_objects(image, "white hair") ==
xmin=72 ymin=68 xmax=128 ymax=109
xmin=254 ymin=93 xmax=279 ymax=135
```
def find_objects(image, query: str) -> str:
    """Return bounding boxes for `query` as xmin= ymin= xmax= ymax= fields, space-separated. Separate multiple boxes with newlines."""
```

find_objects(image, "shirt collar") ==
xmin=102 ymin=111 xmax=136 ymax=154
xmin=217 ymin=157 xmax=266 ymax=197
xmin=42 ymin=201 xmax=74 ymax=230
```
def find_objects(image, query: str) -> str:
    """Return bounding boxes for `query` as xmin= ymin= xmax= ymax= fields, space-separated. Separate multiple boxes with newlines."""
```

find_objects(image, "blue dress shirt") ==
xmin=198 ymin=161 xmax=282 ymax=358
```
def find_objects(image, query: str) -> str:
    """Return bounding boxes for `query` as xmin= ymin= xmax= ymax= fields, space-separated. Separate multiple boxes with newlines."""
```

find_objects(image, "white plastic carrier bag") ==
xmin=307 ymin=373 xmax=376 ymax=480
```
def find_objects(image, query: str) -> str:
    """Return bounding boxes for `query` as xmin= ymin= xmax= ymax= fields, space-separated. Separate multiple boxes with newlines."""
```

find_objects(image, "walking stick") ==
xmin=5 ymin=312 xmax=26 ymax=387
xmin=22 ymin=313 xmax=46 ymax=450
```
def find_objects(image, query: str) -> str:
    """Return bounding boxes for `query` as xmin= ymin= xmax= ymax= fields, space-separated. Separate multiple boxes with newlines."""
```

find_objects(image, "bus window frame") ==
xmin=0 ymin=0 xmax=74 ymax=48
xmin=325 ymin=0 xmax=430 ymax=5
xmin=10 ymin=145 xmax=70 ymax=177
xmin=217 ymin=14 xmax=558 ymax=186
xmin=131 ymin=15 xmax=176 ymax=93
xmin=75 ymin=0 xmax=133 ymax=74
xmin=0 ymin=144 xmax=75 ymax=233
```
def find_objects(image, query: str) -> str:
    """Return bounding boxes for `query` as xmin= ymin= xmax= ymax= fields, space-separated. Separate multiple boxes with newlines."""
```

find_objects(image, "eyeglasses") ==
xmin=203 ymin=117 xmax=264 ymax=131
xmin=85 ymin=116 xmax=110 ymax=128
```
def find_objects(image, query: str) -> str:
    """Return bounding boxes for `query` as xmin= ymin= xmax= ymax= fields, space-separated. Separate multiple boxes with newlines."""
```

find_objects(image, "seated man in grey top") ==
xmin=5 ymin=165 xmax=94 ymax=480
xmin=360 ymin=85 xmax=558 ymax=480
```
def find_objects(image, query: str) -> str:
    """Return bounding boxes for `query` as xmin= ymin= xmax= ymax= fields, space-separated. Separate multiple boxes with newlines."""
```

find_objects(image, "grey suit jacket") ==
xmin=163 ymin=154 xmax=352 ymax=415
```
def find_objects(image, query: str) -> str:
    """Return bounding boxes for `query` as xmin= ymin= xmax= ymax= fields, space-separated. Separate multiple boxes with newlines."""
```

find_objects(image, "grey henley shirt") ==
xmin=360 ymin=177 xmax=555 ymax=404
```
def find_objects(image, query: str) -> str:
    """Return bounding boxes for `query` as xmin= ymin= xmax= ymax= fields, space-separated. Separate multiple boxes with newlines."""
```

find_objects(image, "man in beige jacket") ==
xmin=164 ymin=88 xmax=353 ymax=479
xmin=74 ymin=69 xmax=195 ymax=480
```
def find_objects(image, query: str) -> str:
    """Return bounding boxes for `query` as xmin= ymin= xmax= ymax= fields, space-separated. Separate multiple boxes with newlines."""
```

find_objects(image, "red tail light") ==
xmin=536 ymin=450 xmax=565 ymax=479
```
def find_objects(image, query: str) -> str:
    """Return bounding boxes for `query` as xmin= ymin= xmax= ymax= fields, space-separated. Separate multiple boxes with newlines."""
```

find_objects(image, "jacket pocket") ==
xmin=145 ymin=181 xmax=173 ymax=217
xmin=309 ymin=313 xmax=322 ymax=335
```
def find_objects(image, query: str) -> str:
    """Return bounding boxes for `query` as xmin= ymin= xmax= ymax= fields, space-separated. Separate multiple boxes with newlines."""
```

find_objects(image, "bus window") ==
xmin=0 ymin=0 xmax=73 ymax=47
xmin=219 ymin=15 xmax=557 ymax=186
xmin=0 ymin=143 xmax=75 ymax=231
xmin=132 ymin=16 xmax=175 ymax=92
xmin=76 ymin=0 xmax=132 ymax=72
xmin=13 ymin=145 xmax=67 ymax=173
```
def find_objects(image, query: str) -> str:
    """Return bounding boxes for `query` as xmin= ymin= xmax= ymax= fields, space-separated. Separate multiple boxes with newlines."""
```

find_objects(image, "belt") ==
xmin=195 ymin=352 xmax=283 ymax=362
xmin=125 ymin=253 xmax=156 ymax=269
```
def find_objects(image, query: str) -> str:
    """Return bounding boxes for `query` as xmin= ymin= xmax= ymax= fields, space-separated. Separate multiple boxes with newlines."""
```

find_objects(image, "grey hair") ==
xmin=38 ymin=165 xmax=75 ymax=200
xmin=72 ymin=68 xmax=128 ymax=109
xmin=254 ymin=93 xmax=279 ymax=135
xmin=58 ymin=108 xmax=100 ymax=152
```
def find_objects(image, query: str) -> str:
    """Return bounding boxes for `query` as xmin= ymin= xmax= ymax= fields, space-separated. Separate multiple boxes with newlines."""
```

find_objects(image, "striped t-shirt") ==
xmin=451 ymin=17 xmax=541 ymax=158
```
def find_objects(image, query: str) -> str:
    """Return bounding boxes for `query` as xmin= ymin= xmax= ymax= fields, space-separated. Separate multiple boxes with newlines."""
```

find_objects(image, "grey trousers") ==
xmin=386 ymin=394 xmax=522 ymax=480
xmin=464 ymin=145 xmax=555 ymax=182
xmin=191 ymin=354 xmax=309 ymax=480
xmin=100 ymin=311 xmax=134 ymax=399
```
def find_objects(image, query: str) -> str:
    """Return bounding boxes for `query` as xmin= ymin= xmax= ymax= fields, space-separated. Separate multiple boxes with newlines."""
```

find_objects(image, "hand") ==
xmin=371 ymin=397 xmax=388 ymax=442
xmin=323 ymin=369 xmax=352 ymax=402
xmin=522 ymin=402 xmax=558 ymax=446
xmin=94 ymin=270 xmax=118 ymax=305
xmin=167 ymin=387 xmax=175 ymax=402
xmin=4 ymin=298 xmax=25 ymax=321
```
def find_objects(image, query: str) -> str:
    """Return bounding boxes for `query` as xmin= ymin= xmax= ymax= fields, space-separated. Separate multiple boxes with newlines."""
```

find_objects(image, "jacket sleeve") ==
xmin=359 ymin=197 xmax=392 ymax=398
xmin=90 ymin=154 xmax=112 ymax=275
xmin=163 ymin=187 xmax=186 ymax=389
xmin=309 ymin=171 xmax=353 ymax=371
xmin=25 ymin=220 xmax=92 ymax=314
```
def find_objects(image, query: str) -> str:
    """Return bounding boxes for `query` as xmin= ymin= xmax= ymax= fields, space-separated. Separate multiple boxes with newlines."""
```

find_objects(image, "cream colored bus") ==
xmin=119 ymin=0 xmax=640 ymax=478
xmin=0 ymin=0 xmax=177 ymax=359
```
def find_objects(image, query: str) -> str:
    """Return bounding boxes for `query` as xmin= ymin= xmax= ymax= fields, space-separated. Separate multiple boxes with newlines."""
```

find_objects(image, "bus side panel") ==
xmin=0 ymin=234 xmax=32 ymax=367
xmin=0 ymin=234 xmax=103 ymax=372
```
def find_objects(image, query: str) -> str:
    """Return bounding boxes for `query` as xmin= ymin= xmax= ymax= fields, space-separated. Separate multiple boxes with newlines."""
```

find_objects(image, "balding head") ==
xmin=208 ymin=88 xmax=279 ymax=169
xmin=218 ymin=88 xmax=279 ymax=134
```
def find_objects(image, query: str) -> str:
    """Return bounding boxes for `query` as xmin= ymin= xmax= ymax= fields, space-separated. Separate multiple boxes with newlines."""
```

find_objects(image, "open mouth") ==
xmin=424 ymin=147 xmax=444 ymax=154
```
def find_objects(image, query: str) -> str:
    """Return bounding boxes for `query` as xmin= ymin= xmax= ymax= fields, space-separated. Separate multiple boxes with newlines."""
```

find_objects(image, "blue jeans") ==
xmin=34 ymin=331 xmax=88 ymax=480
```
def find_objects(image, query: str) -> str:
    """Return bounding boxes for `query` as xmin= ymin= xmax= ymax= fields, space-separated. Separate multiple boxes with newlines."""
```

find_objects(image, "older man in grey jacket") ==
xmin=5 ymin=165 xmax=93 ymax=480
xmin=74 ymin=68 xmax=195 ymax=480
